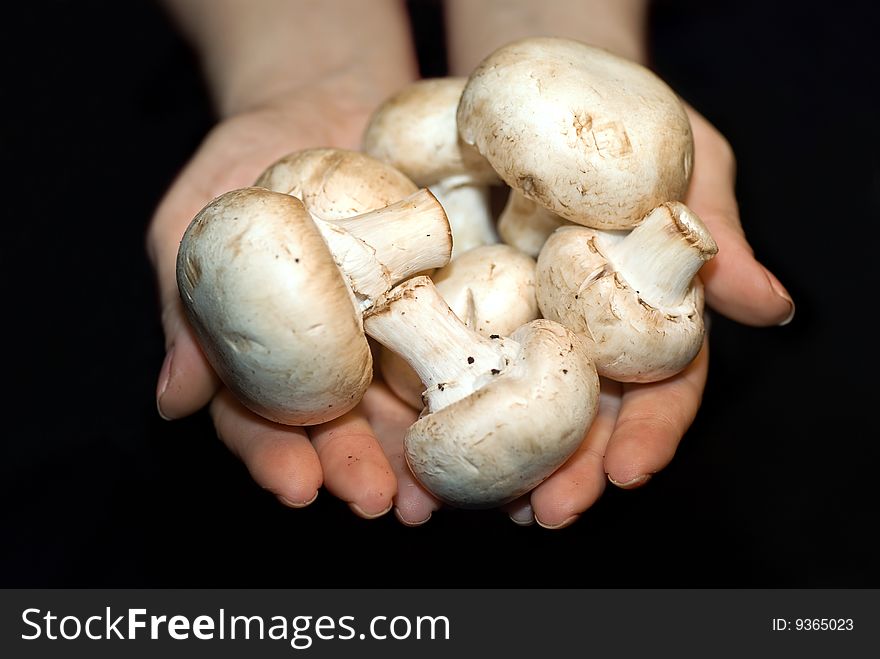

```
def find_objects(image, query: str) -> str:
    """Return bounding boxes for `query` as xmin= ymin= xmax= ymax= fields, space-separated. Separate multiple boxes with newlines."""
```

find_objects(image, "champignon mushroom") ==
xmin=255 ymin=147 xmax=418 ymax=221
xmin=497 ymin=191 xmax=572 ymax=258
xmin=364 ymin=276 xmax=599 ymax=508
xmin=177 ymin=185 xmax=451 ymax=426
xmin=362 ymin=77 xmax=502 ymax=257
xmin=255 ymin=147 xmax=452 ymax=303
xmin=457 ymin=36 xmax=693 ymax=230
xmin=379 ymin=243 xmax=540 ymax=409
xmin=536 ymin=202 xmax=717 ymax=383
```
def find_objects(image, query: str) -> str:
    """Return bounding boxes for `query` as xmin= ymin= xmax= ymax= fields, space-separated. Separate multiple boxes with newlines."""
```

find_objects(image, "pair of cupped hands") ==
xmin=148 ymin=82 xmax=794 ymax=529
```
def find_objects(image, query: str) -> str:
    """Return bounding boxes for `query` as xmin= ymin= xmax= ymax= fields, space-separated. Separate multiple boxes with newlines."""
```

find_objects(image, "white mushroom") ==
xmin=255 ymin=147 xmax=453 ymax=303
xmin=497 ymin=191 xmax=572 ymax=258
xmin=177 ymin=185 xmax=451 ymax=426
xmin=362 ymin=77 xmax=502 ymax=257
xmin=536 ymin=202 xmax=717 ymax=382
xmin=457 ymin=37 xmax=693 ymax=230
xmin=379 ymin=243 xmax=540 ymax=409
xmin=364 ymin=276 xmax=599 ymax=508
xmin=255 ymin=147 xmax=418 ymax=221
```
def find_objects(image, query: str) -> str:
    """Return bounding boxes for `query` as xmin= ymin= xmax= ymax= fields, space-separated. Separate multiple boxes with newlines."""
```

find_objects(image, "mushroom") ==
xmin=497 ymin=191 xmax=572 ymax=258
xmin=254 ymin=147 xmax=451 ymax=302
xmin=364 ymin=276 xmax=599 ymax=508
xmin=177 ymin=184 xmax=451 ymax=426
xmin=255 ymin=147 xmax=418 ymax=222
xmin=379 ymin=243 xmax=540 ymax=409
xmin=536 ymin=202 xmax=717 ymax=383
xmin=362 ymin=77 xmax=502 ymax=257
xmin=457 ymin=36 xmax=693 ymax=230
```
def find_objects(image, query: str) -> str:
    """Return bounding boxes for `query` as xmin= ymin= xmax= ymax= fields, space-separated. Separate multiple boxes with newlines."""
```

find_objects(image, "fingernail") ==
xmin=535 ymin=514 xmax=579 ymax=530
xmin=508 ymin=505 xmax=535 ymax=527
xmin=702 ymin=309 xmax=712 ymax=335
xmin=279 ymin=490 xmax=319 ymax=509
xmin=394 ymin=507 xmax=432 ymax=527
xmin=764 ymin=268 xmax=795 ymax=326
xmin=608 ymin=473 xmax=652 ymax=489
xmin=156 ymin=348 xmax=174 ymax=420
xmin=350 ymin=501 xmax=393 ymax=520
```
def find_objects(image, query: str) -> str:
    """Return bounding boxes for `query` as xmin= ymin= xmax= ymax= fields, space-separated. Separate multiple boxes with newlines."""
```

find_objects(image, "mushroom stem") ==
xmin=429 ymin=175 xmax=498 ymax=257
xmin=364 ymin=276 xmax=519 ymax=412
xmin=605 ymin=202 xmax=717 ymax=308
xmin=497 ymin=190 xmax=569 ymax=257
xmin=316 ymin=189 xmax=452 ymax=307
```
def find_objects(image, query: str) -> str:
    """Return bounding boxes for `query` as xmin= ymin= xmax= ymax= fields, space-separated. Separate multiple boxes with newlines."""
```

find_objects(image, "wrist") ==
xmin=219 ymin=59 xmax=416 ymax=121
xmin=446 ymin=0 xmax=649 ymax=74
xmin=164 ymin=0 xmax=418 ymax=118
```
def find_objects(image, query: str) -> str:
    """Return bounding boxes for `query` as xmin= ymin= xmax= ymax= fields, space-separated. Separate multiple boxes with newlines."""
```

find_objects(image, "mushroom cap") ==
xmin=404 ymin=319 xmax=599 ymax=508
xmin=536 ymin=224 xmax=706 ymax=382
xmin=177 ymin=187 xmax=372 ymax=425
xmin=362 ymin=77 xmax=500 ymax=187
xmin=432 ymin=243 xmax=539 ymax=333
xmin=380 ymin=244 xmax=539 ymax=409
xmin=254 ymin=147 xmax=418 ymax=219
xmin=426 ymin=181 xmax=498 ymax=258
xmin=457 ymin=37 xmax=693 ymax=230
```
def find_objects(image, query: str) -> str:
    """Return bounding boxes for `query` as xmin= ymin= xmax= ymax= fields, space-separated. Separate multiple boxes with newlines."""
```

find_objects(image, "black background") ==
xmin=2 ymin=0 xmax=877 ymax=587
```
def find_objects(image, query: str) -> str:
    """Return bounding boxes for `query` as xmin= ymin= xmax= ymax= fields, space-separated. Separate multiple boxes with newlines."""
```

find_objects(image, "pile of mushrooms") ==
xmin=176 ymin=37 xmax=717 ymax=510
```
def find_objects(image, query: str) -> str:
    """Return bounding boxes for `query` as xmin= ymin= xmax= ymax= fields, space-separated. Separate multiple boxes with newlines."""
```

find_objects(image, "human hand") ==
xmin=148 ymin=88 xmax=425 ymax=519
xmin=502 ymin=106 xmax=795 ymax=528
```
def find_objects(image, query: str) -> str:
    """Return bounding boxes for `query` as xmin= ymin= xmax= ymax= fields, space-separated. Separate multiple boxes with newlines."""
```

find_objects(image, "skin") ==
xmin=150 ymin=0 xmax=794 ymax=527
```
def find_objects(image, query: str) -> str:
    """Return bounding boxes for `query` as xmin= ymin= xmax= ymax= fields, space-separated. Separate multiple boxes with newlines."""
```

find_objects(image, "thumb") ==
xmin=147 ymin=179 xmax=220 ymax=421
xmin=685 ymin=108 xmax=795 ymax=327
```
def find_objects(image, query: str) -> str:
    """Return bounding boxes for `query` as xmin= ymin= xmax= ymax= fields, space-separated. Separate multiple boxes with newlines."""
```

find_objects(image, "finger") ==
xmin=530 ymin=380 xmax=623 ymax=529
xmin=149 ymin=180 xmax=223 ymax=421
xmin=685 ymin=108 xmax=795 ymax=327
xmin=502 ymin=496 xmax=535 ymax=527
xmin=210 ymin=389 xmax=322 ymax=507
xmin=155 ymin=296 xmax=221 ymax=420
xmin=604 ymin=341 xmax=709 ymax=487
xmin=147 ymin=121 xmax=279 ymax=422
xmin=309 ymin=405 xmax=398 ymax=519
xmin=361 ymin=381 xmax=442 ymax=526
